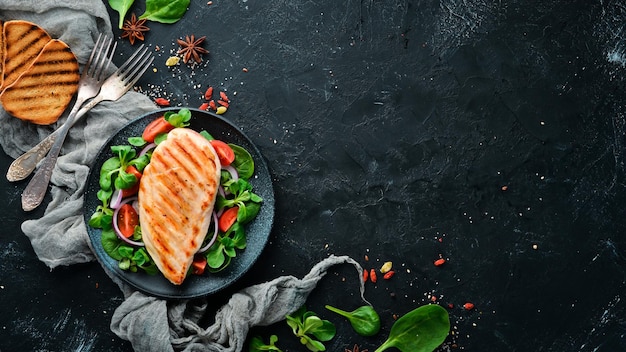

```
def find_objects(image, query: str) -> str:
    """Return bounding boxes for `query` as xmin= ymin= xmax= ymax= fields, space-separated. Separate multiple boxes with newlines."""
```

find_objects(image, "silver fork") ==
xmin=21 ymin=44 xmax=154 ymax=211
xmin=7 ymin=45 xmax=152 ymax=183
xmin=6 ymin=34 xmax=116 ymax=182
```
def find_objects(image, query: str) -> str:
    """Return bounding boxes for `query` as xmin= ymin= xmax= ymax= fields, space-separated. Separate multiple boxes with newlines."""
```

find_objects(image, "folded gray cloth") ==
xmin=0 ymin=2 xmax=367 ymax=351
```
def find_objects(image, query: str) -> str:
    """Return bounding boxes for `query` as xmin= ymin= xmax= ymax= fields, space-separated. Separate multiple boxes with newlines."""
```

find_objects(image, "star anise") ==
xmin=121 ymin=13 xmax=149 ymax=45
xmin=177 ymin=35 xmax=209 ymax=64
xmin=346 ymin=344 xmax=367 ymax=352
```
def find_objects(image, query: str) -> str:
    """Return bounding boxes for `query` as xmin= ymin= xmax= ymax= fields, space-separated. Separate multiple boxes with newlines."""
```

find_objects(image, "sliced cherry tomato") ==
xmin=218 ymin=206 xmax=239 ymax=232
xmin=117 ymin=203 xmax=139 ymax=238
xmin=192 ymin=255 xmax=207 ymax=275
xmin=126 ymin=165 xmax=142 ymax=181
xmin=120 ymin=182 xmax=140 ymax=198
xmin=210 ymin=139 xmax=235 ymax=167
xmin=142 ymin=116 xmax=175 ymax=143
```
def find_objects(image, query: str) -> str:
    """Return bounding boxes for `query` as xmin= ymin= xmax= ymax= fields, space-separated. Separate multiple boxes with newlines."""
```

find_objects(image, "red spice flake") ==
xmin=362 ymin=269 xmax=369 ymax=283
xmin=369 ymin=269 xmax=377 ymax=283
xmin=217 ymin=100 xmax=230 ymax=108
xmin=392 ymin=313 xmax=399 ymax=320
xmin=463 ymin=302 xmax=475 ymax=311
xmin=434 ymin=258 xmax=446 ymax=267
xmin=430 ymin=295 xmax=437 ymax=302
xmin=242 ymin=67 xmax=249 ymax=72
xmin=447 ymin=303 xmax=455 ymax=309
xmin=208 ymin=100 xmax=217 ymax=111
xmin=154 ymin=97 xmax=170 ymax=106
xmin=383 ymin=270 xmax=395 ymax=280
xmin=364 ymin=254 xmax=369 ymax=261
xmin=199 ymin=102 xmax=210 ymax=111
xmin=501 ymin=185 xmax=508 ymax=191
xmin=204 ymin=86 xmax=214 ymax=100
xmin=219 ymin=91 xmax=229 ymax=102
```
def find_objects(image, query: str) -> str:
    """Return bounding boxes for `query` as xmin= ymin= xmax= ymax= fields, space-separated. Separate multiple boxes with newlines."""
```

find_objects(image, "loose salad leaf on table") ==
xmin=108 ymin=0 xmax=190 ymax=28
xmin=374 ymin=304 xmax=450 ymax=352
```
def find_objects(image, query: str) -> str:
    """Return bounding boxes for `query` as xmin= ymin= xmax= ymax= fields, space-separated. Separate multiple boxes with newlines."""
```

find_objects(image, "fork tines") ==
xmin=85 ymin=34 xmax=117 ymax=81
xmin=115 ymin=44 xmax=154 ymax=86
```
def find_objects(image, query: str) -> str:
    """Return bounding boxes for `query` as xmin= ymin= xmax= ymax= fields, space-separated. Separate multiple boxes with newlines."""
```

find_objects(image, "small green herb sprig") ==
xmin=285 ymin=306 xmax=336 ymax=352
xmin=109 ymin=0 xmax=190 ymax=29
xmin=249 ymin=335 xmax=283 ymax=352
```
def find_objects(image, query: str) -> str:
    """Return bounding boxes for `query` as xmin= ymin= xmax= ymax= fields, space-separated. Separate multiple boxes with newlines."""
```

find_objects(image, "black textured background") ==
xmin=2 ymin=1 xmax=626 ymax=351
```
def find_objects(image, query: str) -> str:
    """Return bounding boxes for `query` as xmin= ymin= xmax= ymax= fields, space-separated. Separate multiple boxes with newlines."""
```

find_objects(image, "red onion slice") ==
xmin=112 ymin=196 xmax=144 ymax=247
xmin=198 ymin=211 xmax=219 ymax=253
xmin=139 ymin=142 xmax=157 ymax=157
xmin=223 ymin=165 xmax=239 ymax=181
xmin=110 ymin=189 xmax=123 ymax=209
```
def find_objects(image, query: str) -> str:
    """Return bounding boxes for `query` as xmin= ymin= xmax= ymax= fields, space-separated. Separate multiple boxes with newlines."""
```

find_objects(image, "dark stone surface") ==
xmin=2 ymin=0 xmax=626 ymax=351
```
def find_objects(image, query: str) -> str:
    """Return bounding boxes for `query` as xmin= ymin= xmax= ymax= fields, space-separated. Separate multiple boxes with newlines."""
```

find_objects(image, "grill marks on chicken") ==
xmin=138 ymin=128 xmax=221 ymax=285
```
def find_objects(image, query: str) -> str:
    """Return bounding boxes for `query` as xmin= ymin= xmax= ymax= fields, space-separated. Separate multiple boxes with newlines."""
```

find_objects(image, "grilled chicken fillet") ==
xmin=138 ymin=128 xmax=221 ymax=285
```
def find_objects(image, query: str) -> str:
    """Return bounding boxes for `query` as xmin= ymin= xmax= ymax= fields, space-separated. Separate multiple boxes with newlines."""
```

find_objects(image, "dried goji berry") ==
xmin=199 ymin=102 xmax=210 ymax=111
xmin=217 ymin=100 xmax=229 ymax=107
xmin=154 ymin=98 xmax=170 ymax=106
xmin=363 ymin=269 xmax=369 ymax=283
xmin=463 ymin=302 xmax=475 ymax=311
xmin=204 ymin=86 xmax=214 ymax=100
xmin=434 ymin=258 xmax=446 ymax=267
xmin=383 ymin=270 xmax=395 ymax=280
xmin=369 ymin=269 xmax=377 ymax=283
xmin=208 ymin=100 xmax=217 ymax=111
xmin=219 ymin=91 xmax=229 ymax=102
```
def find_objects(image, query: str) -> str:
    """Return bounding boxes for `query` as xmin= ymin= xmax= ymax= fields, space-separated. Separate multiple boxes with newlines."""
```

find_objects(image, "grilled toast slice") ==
xmin=138 ymin=128 xmax=222 ymax=285
xmin=0 ymin=39 xmax=79 ymax=125
xmin=2 ymin=20 xmax=51 ymax=90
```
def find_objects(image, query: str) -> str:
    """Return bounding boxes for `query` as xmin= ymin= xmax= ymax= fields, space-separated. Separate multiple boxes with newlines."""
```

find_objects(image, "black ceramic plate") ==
xmin=83 ymin=108 xmax=274 ymax=299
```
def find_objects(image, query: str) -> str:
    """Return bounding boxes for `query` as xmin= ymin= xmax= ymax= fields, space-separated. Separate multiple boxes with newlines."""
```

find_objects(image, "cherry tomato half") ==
xmin=192 ymin=255 xmax=207 ymax=275
xmin=120 ymin=182 xmax=140 ymax=198
xmin=117 ymin=203 xmax=139 ymax=238
xmin=218 ymin=206 xmax=239 ymax=232
xmin=210 ymin=139 xmax=235 ymax=167
xmin=142 ymin=116 xmax=175 ymax=143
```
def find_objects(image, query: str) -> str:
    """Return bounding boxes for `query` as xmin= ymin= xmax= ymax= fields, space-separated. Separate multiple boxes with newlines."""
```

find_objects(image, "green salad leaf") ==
xmin=285 ymin=306 xmax=336 ymax=352
xmin=140 ymin=0 xmax=190 ymax=24
xmin=249 ymin=335 xmax=283 ymax=352
xmin=108 ymin=0 xmax=135 ymax=29
xmin=325 ymin=305 xmax=381 ymax=337
xmin=229 ymin=144 xmax=255 ymax=179
xmin=374 ymin=304 xmax=450 ymax=352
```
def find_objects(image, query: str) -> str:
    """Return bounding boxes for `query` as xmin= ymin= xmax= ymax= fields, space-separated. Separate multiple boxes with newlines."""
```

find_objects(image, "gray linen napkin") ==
xmin=0 ymin=2 xmax=367 ymax=351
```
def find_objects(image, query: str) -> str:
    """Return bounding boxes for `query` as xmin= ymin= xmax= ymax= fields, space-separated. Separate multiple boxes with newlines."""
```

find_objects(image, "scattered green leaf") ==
xmin=249 ymin=335 xmax=283 ymax=352
xmin=374 ymin=304 xmax=450 ymax=352
xmin=139 ymin=0 xmax=190 ymax=24
xmin=325 ymin=304 xmax=381 ymax=337
xmin=108 ymin=0 xmax=135 ymax=29
xmin=285 ymin=306 xmax=335 ymax=352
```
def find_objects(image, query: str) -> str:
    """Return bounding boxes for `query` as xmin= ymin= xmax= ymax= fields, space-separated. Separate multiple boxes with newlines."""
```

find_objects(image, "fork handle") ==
xmin=7 ymin=98 xmax=98 ymax=182
xmin=21 ymin=103 xmax=83 ymax=211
